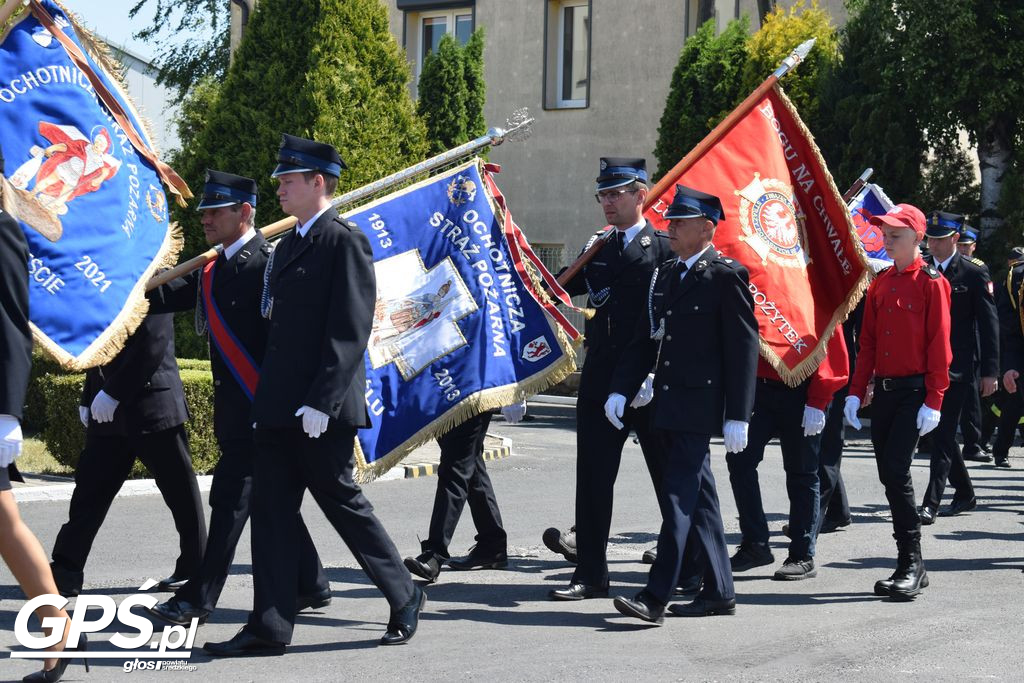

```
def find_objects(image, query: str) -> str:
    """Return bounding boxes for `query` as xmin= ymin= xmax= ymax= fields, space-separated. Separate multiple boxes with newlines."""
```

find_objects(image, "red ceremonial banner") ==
xmin=645 ymin=85 xmax=870 ymax=385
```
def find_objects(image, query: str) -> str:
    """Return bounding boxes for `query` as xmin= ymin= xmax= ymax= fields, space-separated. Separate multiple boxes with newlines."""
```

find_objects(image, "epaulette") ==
xmin=581 ymin=229 xmax=607 ymax=254
xmin=969 ymin=256 xmax=986 ymax=267
xmin=259 ymin=240 xmax=273 ymax=255
xmin=923 ymin=264 xmax=941 ymax=279
xmin=343 ymin=218 xmax=359 ymax=230
xmin=715 ymin=254 xmax=739 ymax=268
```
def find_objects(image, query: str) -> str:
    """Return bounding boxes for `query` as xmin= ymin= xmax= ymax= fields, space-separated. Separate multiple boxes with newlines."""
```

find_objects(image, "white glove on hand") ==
xmin=295 ymin=405 xmax=329 ymax=439
xmin=79 ymin=406 xmax=90 ymax=427
xmin=722 ymin=420 xmax=748 ymax=454
xmin=801 ymin=405 xmax=826 ymax=437
xmin=90 ymin=390 xmax=119 ymax=423
xmin=0 ymin=415 xmax=24 ymax=468
xmin=501 ymin=400 xmax=527 ymax=424
xmin=843 ymin=395 xmax=862 ymax=430
xmin=916 ymin=405 xmax=941 ymax=436
xmin=630 ymin=374 xmax=655 ymax=408
xmin=604 ymin=393 xmax=627 ymax=430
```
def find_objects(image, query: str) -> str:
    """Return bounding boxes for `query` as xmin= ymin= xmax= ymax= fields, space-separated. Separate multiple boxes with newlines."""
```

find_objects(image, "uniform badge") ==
xmin=639 ymin=235 xmax=651 ymax=247
xmin=734 ymin=173 xmax=809 ymax=270
xmin=697 ymin=259 xmax=708 ymax=269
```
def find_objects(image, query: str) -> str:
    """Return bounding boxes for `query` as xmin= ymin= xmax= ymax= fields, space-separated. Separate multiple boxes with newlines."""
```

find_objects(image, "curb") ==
xmin=401 ymin=434 xmax=512 ymax=479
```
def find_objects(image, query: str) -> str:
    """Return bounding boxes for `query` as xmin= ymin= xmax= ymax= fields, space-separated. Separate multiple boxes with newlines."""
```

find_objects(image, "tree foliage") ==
xmin=741 ymin=0 xmax=839 ymax=136
xmin=417 ymin=30 xmax=487 ymax=155
xmin=128 ymin=0 xmax=230 ymax=97
xmin=653 ymin=17 xmax=749 ymax=180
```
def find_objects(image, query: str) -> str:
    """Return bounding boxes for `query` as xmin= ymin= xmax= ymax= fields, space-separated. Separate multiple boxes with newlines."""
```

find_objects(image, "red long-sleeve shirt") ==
xmin=756 ymin=329 xmax=850 ymax=410
xmin=849 ymin=256 xmax=952 ymax=410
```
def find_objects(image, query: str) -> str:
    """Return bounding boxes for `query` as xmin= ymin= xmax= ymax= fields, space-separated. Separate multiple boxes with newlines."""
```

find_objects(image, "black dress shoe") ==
xmin=296 ymin=588 xmax=332 ymax=612
xmin=147 ymin=598 xmax=209 ymax=626
xmin=641 ymin=547 xmax=657 ymax=564
xmin=447 ymin=547 xmax=508 ymax=571
xmin=963 ymin=452 xmax=992 ymax=463
xmin=156 ymin=574 xmax=189 ymax=592
xmin=549 ymin=583 xmax=608 ymax=601
xmin=994 ymin=458 xmax=1011 ymax=468
xmin=730 ymin=542 xmax=774 ymax=572
xmin=380 ymin=585 xmax=426 ymax=645
xmin=404 ymin=552 xmax=442 ymax=582
xmin=918 ymin=505 xmax=937 ymax=525
xmin=673 ymin=575 xmax=702 ymax=597
xmin=542 ymin=526 xmax=578 ymax=564
xmin=940 ymin=496 xmax=977 ymax=517
xmin=204 ymin=629 xmax=285 ymax=657
xmin=820 ymin=517 xmax=852 ymax=534
xmin=613 ymin=591 xmax=664 ymax=625
xmin=668 ymin=596 xmax=737 ymax=617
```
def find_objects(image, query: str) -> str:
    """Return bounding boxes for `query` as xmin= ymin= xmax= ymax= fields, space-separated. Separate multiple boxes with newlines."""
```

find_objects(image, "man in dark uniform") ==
xmin=918 ymin=212 xmax=998 ymax=523
xmin=845 ymin=203 xmax=951 ymax=601
xmin=146 ymin=171 xmax=330 ymax=626
xmin=403 ymin=402 xmax=525 ymax=583
xmin=48 ymin=311 xmax=207 ymax=598
xmin=547 ymin=157 xmax=674 ymax=601
xmin=956 ymin=226 xmax=993 ymax=462
xmin=996 ymin=247 xmax=1024 ymax=468
xmin=608 ymin=184 xmax=757 ymax=623
xmin=204 ymin=135 xmax=421 ymax=657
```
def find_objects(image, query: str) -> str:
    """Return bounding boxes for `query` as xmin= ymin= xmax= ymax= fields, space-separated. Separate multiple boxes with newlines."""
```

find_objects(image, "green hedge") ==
xmin=38 ymin=360 xmax=219 ymax=477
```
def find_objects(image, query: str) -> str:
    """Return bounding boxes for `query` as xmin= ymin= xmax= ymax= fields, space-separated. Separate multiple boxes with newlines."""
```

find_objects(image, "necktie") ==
xmin=616 ymin=231 xmax=625 ymax=254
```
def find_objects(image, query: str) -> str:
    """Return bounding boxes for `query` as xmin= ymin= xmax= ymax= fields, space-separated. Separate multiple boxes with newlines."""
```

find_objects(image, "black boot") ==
xmin=888 ymin=539 xmax=928 ymax=601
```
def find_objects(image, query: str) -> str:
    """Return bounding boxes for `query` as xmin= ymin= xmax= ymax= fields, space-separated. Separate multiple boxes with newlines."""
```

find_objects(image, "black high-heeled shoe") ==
xmin=22 ymin=632 xmax=89 ymax=682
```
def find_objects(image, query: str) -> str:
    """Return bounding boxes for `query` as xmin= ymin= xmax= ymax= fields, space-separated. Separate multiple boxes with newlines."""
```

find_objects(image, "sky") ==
xmin=60 ymin=0 xmax=213 ymax=61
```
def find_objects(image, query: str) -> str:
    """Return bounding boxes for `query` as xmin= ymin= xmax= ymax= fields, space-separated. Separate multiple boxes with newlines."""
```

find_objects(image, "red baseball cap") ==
xmin=868 ymin=203 xmax=926 ymax=238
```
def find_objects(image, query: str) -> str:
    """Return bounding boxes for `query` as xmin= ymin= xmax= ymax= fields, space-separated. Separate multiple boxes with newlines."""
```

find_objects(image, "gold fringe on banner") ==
xmin=755 ymin=85 xmax=873 ymax=388
xmin=351 ymin=159 xmax=578 ymax=483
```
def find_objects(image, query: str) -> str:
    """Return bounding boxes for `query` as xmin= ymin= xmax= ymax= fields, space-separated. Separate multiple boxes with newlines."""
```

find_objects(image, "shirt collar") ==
xmin=223 ymin=227 xmax=257 ymax=261
xmin=937 ymin=252 xmax=955 ymax=272
xmin=296 ymin=204 xmax=333 ymax=238
xmin=677 ymin=244 xmax=714 ymax=272
xmin=614 ymin=220 xmax=645 ymax=248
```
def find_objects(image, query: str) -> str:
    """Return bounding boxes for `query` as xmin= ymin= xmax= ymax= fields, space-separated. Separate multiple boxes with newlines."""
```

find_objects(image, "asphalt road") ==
xmin=2 ymin=401 xmax=1022 ymax=681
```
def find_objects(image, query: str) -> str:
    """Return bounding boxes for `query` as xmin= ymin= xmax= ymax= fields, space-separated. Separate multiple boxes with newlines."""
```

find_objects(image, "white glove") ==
xmin=630 ymin=374 xmax=655 ymax=408
xmin=801 ymin=405 xmax=826 ymax=437
xmin=916 ymin=405 xmax=941 ymax=436
xmin=500 ymin=400 xmax=527 ymax=424
xmin=604 ymin=393 xmax=627 ymax=430
xmin=0 ymin=415 xmax=23 ymax=468
xmin=843 ymin=395 xmax=862 ymax=430
xmin=79 ymin=406 xmax=90 ymax=427
xmin=90 ymin=390 xmax=119 ymax=423
xmin=295 ymin=405 xmax=330 ymax=439
xmin=722 ymin=420 xmax=748 ymax=454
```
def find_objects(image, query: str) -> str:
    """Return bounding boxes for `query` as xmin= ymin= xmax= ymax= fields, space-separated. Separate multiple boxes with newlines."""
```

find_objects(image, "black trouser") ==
xmin=992 ymin=388 xmax=1024 ymax=461
xmin=869 ymin=387 xmax=923 ymax=544
xmin=572 ymin=397 xmax=664 ymax=589
xmin=725 ymin=381 xmax=821 ymax=560
xmin=422 ymin=412 xmax=506 ymax=559
xmin=923 ymin=381 xmax=975 ymax=509
xmin=646 ymin=431 xmax=733 ymax=606
xmin=819 ymin=385 xmax=851 ymax=526
xmin=175 ymin=437 xmax=327 ymax=612
xmin=247 ymin=423 xmax=413 ymax=644
xmin=51 ymin=426 xmax=206 ymax=590
xmin=959 ymin=374 xmax=985 ymax=458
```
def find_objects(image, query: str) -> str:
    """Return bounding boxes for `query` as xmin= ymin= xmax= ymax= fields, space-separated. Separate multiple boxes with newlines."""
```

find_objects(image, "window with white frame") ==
xmin=544 ymin=1 xmax=590 ymax=109
xmin=408 ymin=8 xmax=474 ymax=92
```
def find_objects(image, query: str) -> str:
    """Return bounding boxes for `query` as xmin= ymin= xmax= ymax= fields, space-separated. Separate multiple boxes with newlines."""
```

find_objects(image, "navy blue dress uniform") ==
xmin=49 ymin=312 xmax=207 ymax=596
xmin=610 ymin=185 xmax=758 ymax=621
xmin=0 ymin=182 xmax=31 ymax=491
xmin=956 ymin=226 xmax=992 ymax=461
xmin=994 ymin=256 xmax=1024 ymax=468
xmin=920 ymin=212 xmax=998 ymax=521
xmin=551 ymin=157 xmax=674 ymax=599
xmin=212 ymin=135 xmax=418 ymax=655
xmin=146 ymin=170 xmax=328 ymax=624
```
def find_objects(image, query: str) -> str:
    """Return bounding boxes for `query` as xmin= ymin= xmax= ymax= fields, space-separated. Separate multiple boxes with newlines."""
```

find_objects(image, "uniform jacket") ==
xmin=0 ymin=206 xmax=31 ymax=419
xmin=252 ymin=207 xmax=374 ymax=428
xmin=562 ymin=221 xmax=673 ymax=401
xmin=924 ymin=252 xmax=998 ymax=382
xmin=81 ymin=313 xmax=189 ymax=436
xmin=849 ymin=256 xmax=951 ymax=410
xmin=149 ymin=232 xmax=272 ymax=441
xmin=610 ymin=247 xmax=759 ymax=435
xmin=997 ymin=261 xmax=1024 ymax=374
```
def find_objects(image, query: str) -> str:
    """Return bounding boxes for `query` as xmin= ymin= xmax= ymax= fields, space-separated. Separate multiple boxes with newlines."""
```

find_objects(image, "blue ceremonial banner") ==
xmin=347 ymin=160 xmax=578 ymax=481
xmin=849 ymin=182 xmax=894 ymax=264
xmin=0 ymin=0 xmax=188 ymax=369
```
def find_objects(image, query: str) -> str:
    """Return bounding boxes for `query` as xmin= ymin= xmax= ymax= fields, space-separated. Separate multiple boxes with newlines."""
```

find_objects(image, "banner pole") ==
xmin=842 ymin=167 xmax=873 ymax=205
xmin=555 ymin=38 xmax=816 ymax=288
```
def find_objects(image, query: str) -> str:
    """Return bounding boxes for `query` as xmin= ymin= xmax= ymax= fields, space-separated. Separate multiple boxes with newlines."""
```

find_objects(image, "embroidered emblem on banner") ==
xmin=146 ymin=185 xmax=167 ymax=222
xmin=369 ymin=249 xmax=478 ymax=380
xmin=522 ymin=336 xmax=551 ymax=362
xmin=735 ymin=173 xmax=809 ymax=269
xmin=447 ymin=174 xmax=477 ymax=206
